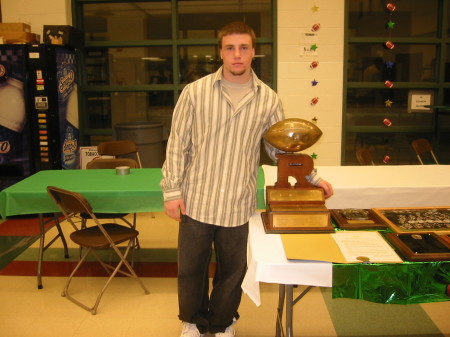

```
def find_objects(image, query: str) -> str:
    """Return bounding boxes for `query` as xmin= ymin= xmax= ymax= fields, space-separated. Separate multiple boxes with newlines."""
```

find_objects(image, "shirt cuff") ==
xmin=163 ymin=188 xmax=183 ymax=202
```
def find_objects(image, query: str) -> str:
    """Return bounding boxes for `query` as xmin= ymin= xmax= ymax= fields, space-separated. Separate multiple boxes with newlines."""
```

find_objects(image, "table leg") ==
xmin=37 ymin=214 xmax=45 ymax=289
xmin=286 ymin=285 xmax=294 ymax=337
xmin=275 ymin=284 xmax=314 ymax=337
xmin=276 ymin=284 xmax=286 ymax=337
xmin=36 ymin=213 xmax=69 ymax=289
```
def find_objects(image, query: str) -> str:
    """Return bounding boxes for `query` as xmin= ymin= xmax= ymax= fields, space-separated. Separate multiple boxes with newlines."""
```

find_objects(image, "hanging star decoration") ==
xmin=311 ymin=79 xmax=319 ymax=86
xmin=386 ymin=60 xmax=395 ymax=69
xmin=386 ymin=20 xmax=395 ymax=29
xmin=311 ymin=153 xmax=318 ymax=159
xmin=385 ymin=99 xmax=393 ymax=107
xmin=312 ymin=116 xmax=318 ymax=123
xmin=310 ymin=43 xmax=318 ymax=51
xmin=312 ymin=5 xmax=319 ymax=13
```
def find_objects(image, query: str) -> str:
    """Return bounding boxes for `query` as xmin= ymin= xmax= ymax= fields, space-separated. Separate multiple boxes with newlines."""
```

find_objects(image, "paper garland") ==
xmin=309 ymin=5 xmax=320 ymax=159
xmin=380 ymin=2 xmax=398 ymax=163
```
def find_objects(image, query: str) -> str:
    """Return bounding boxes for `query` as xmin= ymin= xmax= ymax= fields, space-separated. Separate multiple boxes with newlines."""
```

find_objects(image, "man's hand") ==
xmin=317 ymin=179 xmax=334 ymax=199
xmin=164 ymin=199 xmax=186 ymax=221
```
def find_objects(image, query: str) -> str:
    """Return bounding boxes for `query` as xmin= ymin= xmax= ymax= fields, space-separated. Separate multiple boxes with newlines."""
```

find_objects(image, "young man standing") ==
xmin=161 ymin=21 xmax=333 ymax=337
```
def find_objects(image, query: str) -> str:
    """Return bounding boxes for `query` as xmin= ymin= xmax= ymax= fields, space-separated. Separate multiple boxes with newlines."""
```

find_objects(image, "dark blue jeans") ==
xmin=178 ymin=215 xmax=249 ymax=334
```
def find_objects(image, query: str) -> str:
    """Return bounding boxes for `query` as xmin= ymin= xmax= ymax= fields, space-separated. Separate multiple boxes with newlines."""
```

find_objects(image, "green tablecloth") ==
xmin=0 ymin=167 xmax=266 ymax=218
xmin=333 ymin=261 xmax=450 ymax=304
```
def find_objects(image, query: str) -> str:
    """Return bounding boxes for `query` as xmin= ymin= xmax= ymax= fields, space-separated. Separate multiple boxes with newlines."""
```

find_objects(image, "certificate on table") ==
xmin=281 ymin=231 xmax=403 ymax=263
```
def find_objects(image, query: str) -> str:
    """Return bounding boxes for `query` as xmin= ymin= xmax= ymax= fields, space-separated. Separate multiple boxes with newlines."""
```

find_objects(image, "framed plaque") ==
xmin=261 ymin=211 xmax=334 ymax=234
xmin=385 ymin=232 xmax=450 ymax=261
xmin=331 ymin=209 xmax=387 ymax=230
xmin=372 ymin=207 xmax=450 ymax=234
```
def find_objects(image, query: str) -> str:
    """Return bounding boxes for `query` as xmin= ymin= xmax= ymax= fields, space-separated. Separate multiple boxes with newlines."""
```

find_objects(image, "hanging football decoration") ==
xmin=385 ymin=41 xmax=395 ymax=50
xmin=386 ymin=3 xmax=396 ymax=12
xmin=311 ymin=23 xmax=321 ymax=32
xmin=384 ymin=80 xmax=394 ymax=88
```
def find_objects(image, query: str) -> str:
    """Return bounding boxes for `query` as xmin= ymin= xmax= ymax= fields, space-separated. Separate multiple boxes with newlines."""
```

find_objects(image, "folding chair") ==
xmin=96 ymin=140 xmax=156 ymax=218
xmin=84 ymin=157 xmax=141 ymax=249
xmin=355 ymin=147 xmax=375 ymax=166
xmin=86 ymin=157 xmax=139 ymax=169
xmin=47 ymin=186 xmax=149 ymax=315
xmin=411 ymin=138 xmax=439 ymax=165
xmin=97 ymin=140 xmax=142 ymax=168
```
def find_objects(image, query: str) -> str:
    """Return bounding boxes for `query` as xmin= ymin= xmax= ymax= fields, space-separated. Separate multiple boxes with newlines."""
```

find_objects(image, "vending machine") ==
xmin=0 ymin=44 xmax=79 ymax=189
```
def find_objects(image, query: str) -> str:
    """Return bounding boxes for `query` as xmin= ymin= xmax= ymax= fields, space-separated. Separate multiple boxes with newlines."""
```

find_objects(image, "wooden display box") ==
xmin=385 ymin=232 xmax=450 ymax=261
xmin=331 ymin=209 xmax=387 ymax=230
xmin=0 ymin=23 xmax=31 ymax=33
xmin=0 ymin=32 xmax=39 ymax=44
xmin=372 ymin=207 xmax=450 ymax=234
xmin=262 ymin=186 xmax=334 ymax=234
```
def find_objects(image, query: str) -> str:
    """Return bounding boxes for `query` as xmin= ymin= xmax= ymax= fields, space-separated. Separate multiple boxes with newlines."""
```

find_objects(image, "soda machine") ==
xmin=0 ymin=44 xmax=79 ymax=189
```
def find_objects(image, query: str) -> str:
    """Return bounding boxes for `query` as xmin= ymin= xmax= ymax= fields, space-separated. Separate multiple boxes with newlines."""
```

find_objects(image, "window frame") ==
xmin=72 ymin=0 xmax=277 ymax=144
xmin=342 ymin=0 xmax=450 ymax=165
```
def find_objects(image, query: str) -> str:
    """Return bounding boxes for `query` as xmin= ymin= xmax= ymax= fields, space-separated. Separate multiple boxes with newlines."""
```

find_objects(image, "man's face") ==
xmin=220 ymin=33 xmax=255 ymax=83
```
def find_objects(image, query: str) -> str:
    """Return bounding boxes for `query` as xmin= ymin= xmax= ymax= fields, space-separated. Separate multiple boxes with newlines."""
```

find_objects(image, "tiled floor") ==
xmin=0 ymin=212 xmax=449 ymax=337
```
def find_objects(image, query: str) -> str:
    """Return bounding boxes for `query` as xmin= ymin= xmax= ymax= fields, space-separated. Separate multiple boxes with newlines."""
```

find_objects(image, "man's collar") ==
xmin=213 ymin=66 xmax=261 ymax=90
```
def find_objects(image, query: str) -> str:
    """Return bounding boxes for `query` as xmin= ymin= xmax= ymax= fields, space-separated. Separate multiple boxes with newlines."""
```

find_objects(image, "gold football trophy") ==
xmin=261 ymin=118 xmax=334 ymax=233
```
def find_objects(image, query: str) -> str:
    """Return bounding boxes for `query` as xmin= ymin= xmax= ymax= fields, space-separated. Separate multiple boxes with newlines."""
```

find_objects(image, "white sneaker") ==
xmin=215 ymin=325 xmax=235 ymax=337
xmin=180 ymin=322 xmax=205 ymax=337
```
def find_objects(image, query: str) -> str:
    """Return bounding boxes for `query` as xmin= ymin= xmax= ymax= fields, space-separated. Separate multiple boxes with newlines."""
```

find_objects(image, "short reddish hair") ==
xmin=218 ymin=21 xmax=256 ymax=48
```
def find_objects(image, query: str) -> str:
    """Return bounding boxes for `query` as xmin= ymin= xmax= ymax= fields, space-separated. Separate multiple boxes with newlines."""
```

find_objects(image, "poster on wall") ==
xmin=407 ymin=90 xmax=434 ymax=113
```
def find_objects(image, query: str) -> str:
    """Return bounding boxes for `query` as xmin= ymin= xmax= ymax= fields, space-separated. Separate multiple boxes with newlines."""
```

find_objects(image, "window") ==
xmin=73 ymin=0 xmax=275 ymax=152
xmin=343 ymin=0 xmax=450 ymax=165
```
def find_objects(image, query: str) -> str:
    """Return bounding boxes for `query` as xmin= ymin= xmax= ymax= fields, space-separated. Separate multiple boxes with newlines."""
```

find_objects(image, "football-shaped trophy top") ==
xmin=264 ymin=118 xmax=322 ymax=152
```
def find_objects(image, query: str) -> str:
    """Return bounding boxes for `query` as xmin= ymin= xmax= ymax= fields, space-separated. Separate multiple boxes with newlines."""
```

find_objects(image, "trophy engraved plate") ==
xmin=268 ymin=188 xmax=324 ymax=203
xmin=261 ymin=118 xmax=333 ymax=234
xmin=272 ymin=212 xmax=331 ymax=228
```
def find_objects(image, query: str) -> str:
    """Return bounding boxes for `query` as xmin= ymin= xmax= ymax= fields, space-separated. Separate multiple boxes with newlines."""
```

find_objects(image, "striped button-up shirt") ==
xmin=160 ymin=67 xmax=319 ymax=227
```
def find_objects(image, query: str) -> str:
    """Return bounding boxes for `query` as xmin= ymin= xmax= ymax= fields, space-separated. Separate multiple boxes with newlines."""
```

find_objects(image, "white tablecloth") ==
xmin=262 ymin=164 xmax=450 ymax=209
xmin=242 ymin=165 xmax=450 ymax=306
xmin=242 ymin=213 xmax=332 ymax=306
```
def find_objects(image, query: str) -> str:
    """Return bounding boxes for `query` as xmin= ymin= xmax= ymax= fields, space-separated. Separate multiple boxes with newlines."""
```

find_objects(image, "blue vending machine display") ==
xmin=26 ymin=44 xmax=80 ymax=172
xmin=0 ymin=44 xmax=80 ymax=189
xmin=0 ymin=45 xmax=33 ymax=189
xmin=56 ymin=48 xmax=79 ymax=169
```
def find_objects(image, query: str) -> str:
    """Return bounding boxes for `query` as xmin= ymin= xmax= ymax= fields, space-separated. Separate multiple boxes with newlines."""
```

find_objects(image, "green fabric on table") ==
xmin=256 ymin=166 xmax=266 ymax=210
xmin=332 ymin=261 xmax=450 ymax=304
xmin=0 ymin=169 xmax=164 ymax=218
xmin=1 ymin=167 xmax=267 ymax=219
